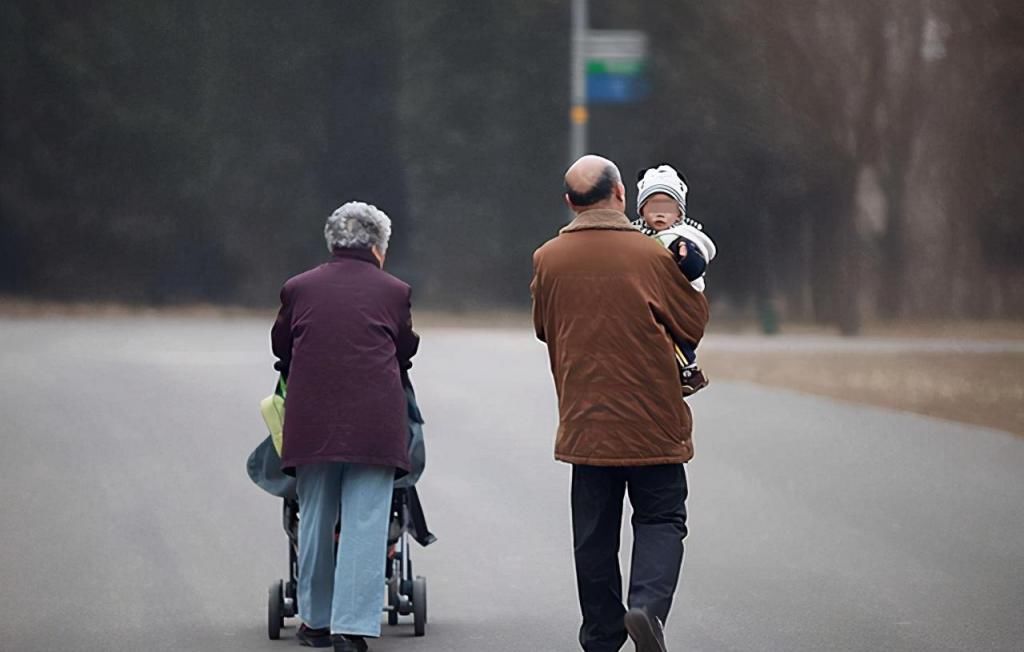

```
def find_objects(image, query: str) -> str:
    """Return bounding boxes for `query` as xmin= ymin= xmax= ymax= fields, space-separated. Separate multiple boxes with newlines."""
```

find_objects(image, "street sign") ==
xmin=584 ymin=30 xmax=648 ymax=61
xmin=585 ymin=29 xmax=649 ymax=104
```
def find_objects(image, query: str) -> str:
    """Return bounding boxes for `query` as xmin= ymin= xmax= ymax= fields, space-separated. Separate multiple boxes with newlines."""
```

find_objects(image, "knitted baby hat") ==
xmin=637 ymin=164 xmax=688 ymax=216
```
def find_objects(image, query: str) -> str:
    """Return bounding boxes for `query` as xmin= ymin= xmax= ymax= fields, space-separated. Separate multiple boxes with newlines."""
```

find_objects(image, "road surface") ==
xmin=1 ymin=317 xmax=1022 ymax=651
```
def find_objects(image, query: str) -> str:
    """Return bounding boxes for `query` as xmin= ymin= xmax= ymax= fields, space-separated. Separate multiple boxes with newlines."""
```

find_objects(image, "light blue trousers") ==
xmin=295 ymin=462 xmax=394 ymax=636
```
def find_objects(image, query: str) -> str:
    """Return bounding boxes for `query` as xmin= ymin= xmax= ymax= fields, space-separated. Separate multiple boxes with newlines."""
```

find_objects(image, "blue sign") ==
xmin=586 ymin=72 xmax=650 ymax=104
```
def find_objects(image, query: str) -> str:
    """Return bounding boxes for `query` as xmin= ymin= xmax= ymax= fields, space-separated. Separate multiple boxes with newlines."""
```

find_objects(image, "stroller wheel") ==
xmin=285 ymin=580 xmax=298 ymax=618
xmin=268 ymin=580 xmax=284 ymax=640
xmin=387 ymin=577 xmax=399 ymax=626
xmin=412 ymin=576 xmax=427 ymax=637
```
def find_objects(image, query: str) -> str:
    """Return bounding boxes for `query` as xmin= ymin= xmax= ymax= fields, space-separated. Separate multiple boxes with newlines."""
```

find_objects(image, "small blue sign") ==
xmin=586 ymin=72 xmax=650 ymax=104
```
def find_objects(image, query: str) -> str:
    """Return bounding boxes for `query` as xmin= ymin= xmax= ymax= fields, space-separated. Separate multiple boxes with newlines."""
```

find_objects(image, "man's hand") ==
xmin=667 ymin=237 xmax=688 ymax=260
xmin=669 ymin=237 xmax=707 ymax=282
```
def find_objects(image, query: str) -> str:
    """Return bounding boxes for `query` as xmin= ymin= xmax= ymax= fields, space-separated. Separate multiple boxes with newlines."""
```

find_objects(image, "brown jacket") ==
xmin=530 ymin=208 xmax=709 ymax=466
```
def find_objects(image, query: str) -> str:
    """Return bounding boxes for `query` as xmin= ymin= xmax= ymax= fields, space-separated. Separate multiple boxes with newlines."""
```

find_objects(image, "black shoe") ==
xmin=624 ymin=608 xmax=668 ymax=652
xmin=331 ymin=634 xmax=369 ymax=652
xmin=296 ymin=624 xmax=332 ymax=648
xmin=680 ymin=364 xmax=708 ymax=396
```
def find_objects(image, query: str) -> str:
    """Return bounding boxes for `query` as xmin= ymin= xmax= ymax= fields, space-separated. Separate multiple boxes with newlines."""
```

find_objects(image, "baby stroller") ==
xmin=248 ymin=378 xmax=436 ymax=640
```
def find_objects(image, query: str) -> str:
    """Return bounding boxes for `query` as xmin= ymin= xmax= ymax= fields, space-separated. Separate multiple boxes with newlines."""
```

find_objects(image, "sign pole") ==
xmin=570 ymin=0 xmax=588 ymax=164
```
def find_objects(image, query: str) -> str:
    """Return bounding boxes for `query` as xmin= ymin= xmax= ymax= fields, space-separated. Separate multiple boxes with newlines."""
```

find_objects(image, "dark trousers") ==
xmin=571 ymin=464 xmax=688 ymax=652
xmin=677 ymin=342 xmax=696 ymax=366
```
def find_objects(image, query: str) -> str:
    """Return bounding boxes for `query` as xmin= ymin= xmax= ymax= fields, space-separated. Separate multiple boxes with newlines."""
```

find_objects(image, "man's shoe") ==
xmin=331 ymin=634 xmax=369 ymax=652
xmin=624 ymin=607 xmax=668 ymax=652
xmin=296 ymin=624 xmax=332 ymax=648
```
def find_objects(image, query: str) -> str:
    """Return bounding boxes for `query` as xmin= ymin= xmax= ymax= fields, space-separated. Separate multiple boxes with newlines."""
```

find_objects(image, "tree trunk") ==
xmin=836 ymin=187 xmax=862 ymax=336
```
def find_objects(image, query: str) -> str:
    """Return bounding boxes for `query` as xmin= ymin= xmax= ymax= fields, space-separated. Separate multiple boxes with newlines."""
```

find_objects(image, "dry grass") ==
xmin=702 ymin=349 xmax=1024 ymax=436
xmin=0 ymin=298 xmax=273 ymax=319
xmin=708 ymin=318 xmax=1024 ymax=340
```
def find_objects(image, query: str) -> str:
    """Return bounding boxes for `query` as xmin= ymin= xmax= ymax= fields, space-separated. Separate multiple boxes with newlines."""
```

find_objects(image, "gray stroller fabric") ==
xmin=247 ymin=435 xmax=297 ymax=499
xmin=395 ymin=384 xmax=425 ymax=489
xmin=247 ymin=381 xmax=427 ymax=497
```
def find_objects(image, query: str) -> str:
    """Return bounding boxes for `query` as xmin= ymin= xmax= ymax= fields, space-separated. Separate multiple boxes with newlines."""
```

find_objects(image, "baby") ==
xmin=632 ymin=164 xmax=717 ymax=396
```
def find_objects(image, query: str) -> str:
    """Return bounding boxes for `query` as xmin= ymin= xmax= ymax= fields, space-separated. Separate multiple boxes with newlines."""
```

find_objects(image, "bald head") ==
xmin=564 ymin=155 xmax=625 ymax=213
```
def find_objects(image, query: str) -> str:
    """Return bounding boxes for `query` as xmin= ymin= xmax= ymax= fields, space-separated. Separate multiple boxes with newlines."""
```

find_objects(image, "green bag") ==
xmin=259 ymin=376 xmax=287 ymax=456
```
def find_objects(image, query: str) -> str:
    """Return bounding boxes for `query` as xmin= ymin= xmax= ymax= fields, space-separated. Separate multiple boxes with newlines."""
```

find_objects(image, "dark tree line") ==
xmin=1 ymin=1 xmax=410 ymax=304
xmin=2 ymin=1 xmax=1022 ymax=327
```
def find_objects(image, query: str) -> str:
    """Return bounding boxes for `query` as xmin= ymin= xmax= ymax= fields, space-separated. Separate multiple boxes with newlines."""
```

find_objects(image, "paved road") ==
xmin=1 ymin=317 xmax=1022 ymax=652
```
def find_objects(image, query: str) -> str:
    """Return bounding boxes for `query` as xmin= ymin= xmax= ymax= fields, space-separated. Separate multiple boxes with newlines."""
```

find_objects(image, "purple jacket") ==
xmin=271 ymin=248 xmax=419 ymax=473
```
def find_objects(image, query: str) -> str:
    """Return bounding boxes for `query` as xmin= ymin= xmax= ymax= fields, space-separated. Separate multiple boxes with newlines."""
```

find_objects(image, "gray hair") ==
xmin=324 ymin=201 xmax=392 ymax=254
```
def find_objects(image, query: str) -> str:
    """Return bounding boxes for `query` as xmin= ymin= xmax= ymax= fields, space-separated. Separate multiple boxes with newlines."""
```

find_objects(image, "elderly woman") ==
xmin=271 ymin=201 xmax=418 ymax=652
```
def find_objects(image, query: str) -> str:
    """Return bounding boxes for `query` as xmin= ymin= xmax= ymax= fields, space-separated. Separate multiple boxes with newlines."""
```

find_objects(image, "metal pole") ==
xmin=570 ymin=0 xmax=588 ymax=164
